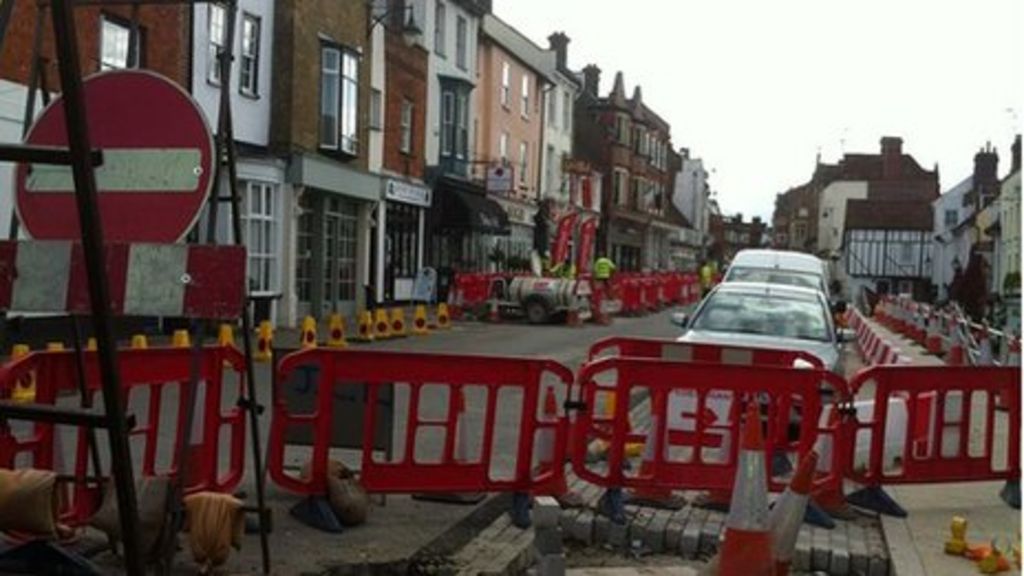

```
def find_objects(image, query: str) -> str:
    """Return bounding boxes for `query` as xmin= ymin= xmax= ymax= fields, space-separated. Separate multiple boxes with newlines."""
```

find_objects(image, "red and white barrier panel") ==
xmin=0 ymin=241 xmax=245 ymax=318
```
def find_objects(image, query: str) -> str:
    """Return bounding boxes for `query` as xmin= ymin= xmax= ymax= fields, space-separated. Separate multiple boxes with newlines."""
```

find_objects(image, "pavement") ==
xmin=855 ymin=315 xmax=1022 ymax=576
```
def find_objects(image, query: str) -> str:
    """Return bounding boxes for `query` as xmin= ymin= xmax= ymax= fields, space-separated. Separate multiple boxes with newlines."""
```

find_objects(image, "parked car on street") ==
xmin=672 ymin=281 xmax=852 ymax=374
xmin=723 ymin=249 xmax=831 ymax=299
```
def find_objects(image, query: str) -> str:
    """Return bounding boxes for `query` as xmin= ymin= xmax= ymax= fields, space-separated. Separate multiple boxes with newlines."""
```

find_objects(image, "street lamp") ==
xmin=367 ymin=1 xmax=422 ymax=37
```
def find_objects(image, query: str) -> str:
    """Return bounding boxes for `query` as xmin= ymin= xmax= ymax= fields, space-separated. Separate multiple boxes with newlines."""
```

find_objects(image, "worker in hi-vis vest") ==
xmin=699 ymin=260 xmax=714 ymax=298
xmin=594 ymin=253 xmax=616 ymax=282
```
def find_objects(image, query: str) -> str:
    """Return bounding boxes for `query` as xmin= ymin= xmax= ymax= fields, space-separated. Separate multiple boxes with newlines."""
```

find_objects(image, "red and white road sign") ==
xmin=15 ymin=70 xmax=214 ymax=243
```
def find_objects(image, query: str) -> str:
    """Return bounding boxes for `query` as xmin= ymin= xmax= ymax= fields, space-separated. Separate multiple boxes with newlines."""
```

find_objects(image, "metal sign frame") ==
xmin=0 ymin=1 xmax=271 ymax=574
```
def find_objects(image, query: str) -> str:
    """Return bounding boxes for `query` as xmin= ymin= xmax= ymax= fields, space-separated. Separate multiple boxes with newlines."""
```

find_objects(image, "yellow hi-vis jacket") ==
xmin=594 ymin=257 xmax=616 ymax=280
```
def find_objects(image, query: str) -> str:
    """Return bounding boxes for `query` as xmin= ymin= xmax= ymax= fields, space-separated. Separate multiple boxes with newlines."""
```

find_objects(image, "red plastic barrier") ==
xmin=587 ymin=336 xmax=825 ymax=368
xmin=268 ymin=349 xmax=574 ymax=496
xmin=0 ymin=345 xmax=247 ymax=527
xmin=844 ymin=365 xmax=1021 ymax=514
xmin=571 ymin=357 xmax=848 ymax=497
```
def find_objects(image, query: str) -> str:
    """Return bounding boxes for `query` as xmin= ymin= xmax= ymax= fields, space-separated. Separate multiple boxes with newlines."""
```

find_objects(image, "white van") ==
xmin=723 ymin=249 xmax=832 ymax=301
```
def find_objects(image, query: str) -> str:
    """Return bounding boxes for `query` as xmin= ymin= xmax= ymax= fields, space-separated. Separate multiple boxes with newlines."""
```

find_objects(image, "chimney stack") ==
xmin=880 ymin=136 xmax=903 ymax=179
xmin=548 ymin=32 xmax=569 ymax=71
xmin=582 ymin=64 xmax=601 ymax=97
xmin=1012 ymin=134 xmax=1021 ymax=174
xmin=973 ymin=142 xmax=1000 ymax=189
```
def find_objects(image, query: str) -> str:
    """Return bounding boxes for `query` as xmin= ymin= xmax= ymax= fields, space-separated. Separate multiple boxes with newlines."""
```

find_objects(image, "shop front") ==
xmin=607 ymin=212 xmax=646 ymax=272
xmin=427 ymin=175 xmax=510 ymax=273
xmin=288 ymin=153 xmax=379 ymax=321
xmin=374 ymin=178 xmax=432 ymax=303
xmin=491 ymin=196 xmax=536 ymax=273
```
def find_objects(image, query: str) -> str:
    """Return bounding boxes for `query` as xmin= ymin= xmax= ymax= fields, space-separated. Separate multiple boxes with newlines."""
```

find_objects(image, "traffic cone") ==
xmin=436 ymin=303 xmax=451 ymax=329
xmin=300 ymin=315 xmax=318 ymax=349
xmin=390 ymin=308 xmax=407 ymax=338
xmin=218 ymin=324 xmax=235 ymax=348
xmin=1006 ymin=338 xmax=1020 ymax=367
xmin=46 ymin=342 xmax=64 ymax=352
xmin=947 ymin=322 xmax=965 ymax=366
xmin=10 ymin=344 xmax=34 ymax=403
xmin=255 ymin=320 xmax=273 ymax=363
xmin=131 ymin=334 xmax=148 ymax=349
xmin=487 ymin=299 xmax=500 ymax=323
xmin=86 ymin=338 xmax=97 ymax=351
xmin=627 ymin=413 xmax=684 ymax=509
xmin=353 ymin=310 xmax=374 ymax=342
xmin=326 ymin=313 xmax=347 ymax=348
xmin=717 ymin=403 xmax=774 ymax=576
xmin=172 ymin=329 xmax=191 ymax=348
xmin=925 ymin=313 xmax=943 ymax=355
xmin=977 ymin=329 xmax=994 ymax=366
xmin=770 ymin=451 xmax=819 ymax=576
xmin=412 ymin=305 xmax=429 ymax=335
xmin=374 ymin=308 xmax=392 ymax=340
xmin=811 ymin=407 xmax=851 ymax=520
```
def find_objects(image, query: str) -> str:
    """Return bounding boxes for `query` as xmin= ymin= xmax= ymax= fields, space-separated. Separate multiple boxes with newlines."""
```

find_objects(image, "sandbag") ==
xmin=299 ymin=459 xmax=369 ymax=526
xmin=183 ymin=492 xmax=244 ymax=573
xmin=89 ymin=476 xmax=170 ymax=559
xmin=0 ymin=469 xmax=59 ymax=537
xmin=327 ymin=475 xmax=370 ymax=526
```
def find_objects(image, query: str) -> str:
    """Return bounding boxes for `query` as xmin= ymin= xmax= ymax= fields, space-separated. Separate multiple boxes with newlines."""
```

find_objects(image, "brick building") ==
xmin=708 ymin=213 xmax=766 ymax=264
xmin=574 ymin=68 xmax=679 ymax=271
xmin=373 ymin=1 xmax=432 ymax=303
xmin=271 ymin=0 xmax=380 ymax=319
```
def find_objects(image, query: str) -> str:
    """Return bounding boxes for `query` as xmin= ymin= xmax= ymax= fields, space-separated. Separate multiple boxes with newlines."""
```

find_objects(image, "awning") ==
xmin=432 ymin=178 xmax=510 ymax=235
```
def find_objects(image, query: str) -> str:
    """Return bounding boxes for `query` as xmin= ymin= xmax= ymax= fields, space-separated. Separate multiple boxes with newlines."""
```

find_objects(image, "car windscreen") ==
xmin=725 ymin=266 xmax=823 ymax=291
xmin=691 ymin=290 xmax=830 ymax=342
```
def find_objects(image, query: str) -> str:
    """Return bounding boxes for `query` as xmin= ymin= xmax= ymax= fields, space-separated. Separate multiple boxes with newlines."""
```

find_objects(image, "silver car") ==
xmin=673 ymin=281 xmax=852 ymax=374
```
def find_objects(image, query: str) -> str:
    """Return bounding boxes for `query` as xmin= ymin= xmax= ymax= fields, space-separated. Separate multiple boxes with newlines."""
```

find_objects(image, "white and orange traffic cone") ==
xmin=946 ymin=322 xmax=965 ymax=366
xmin=925 ymin=313 xmax=942 ymax=355
xmin=488 ymin=299 xmax=500 ymax=323
xmin=1006 ymin=337 xmax=1020 ymax=367
xmin=976 ymin=328 xmax=993 ymax=366
xmin=717 ymin=402 xmax=774 ymax=576
xmin=770 ymin=451 xmax=819 ymax=576
xmin=627 ymin=413 xmax=684 ymax=509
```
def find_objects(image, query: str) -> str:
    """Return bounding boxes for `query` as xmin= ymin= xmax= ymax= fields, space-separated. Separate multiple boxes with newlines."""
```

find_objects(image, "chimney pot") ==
xmin=881 ymin=136 xmax=903 ymax=179
xmin=548 ymin=32 xmax=569 ymax=70
xmin=582 ymin=64 xmax=601 ymax=97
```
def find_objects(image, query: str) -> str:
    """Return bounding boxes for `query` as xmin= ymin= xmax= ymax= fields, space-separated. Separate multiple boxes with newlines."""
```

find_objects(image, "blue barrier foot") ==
xmin=1000 ymin=479 xmax=1020 ymax=509
xmin=846 ymin=486 xmax=907 ymax=517
xmin=510 ymin=492 xmax=532 ymax=529
xmin=771 ymin=451 xmax=793 ymax=477
xmin=0 ymin=540 xmax=103 ymax=575
xmin=290 ymin=496 xmax=344 ymax=533
xmin=804 ymin=500 xmax=836 ymax=529
xmin=599 ymin=488 xmax=627 ymax=525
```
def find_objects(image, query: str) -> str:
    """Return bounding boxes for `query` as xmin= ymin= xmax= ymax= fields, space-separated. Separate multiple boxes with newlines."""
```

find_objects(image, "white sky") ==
xmin=496 ymin=0 xmax=1023 ymax=222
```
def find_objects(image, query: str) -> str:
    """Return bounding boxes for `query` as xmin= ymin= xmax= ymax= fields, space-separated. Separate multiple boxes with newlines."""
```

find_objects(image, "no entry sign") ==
xmin=15 ymin=70 xmax=214 ymax=243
